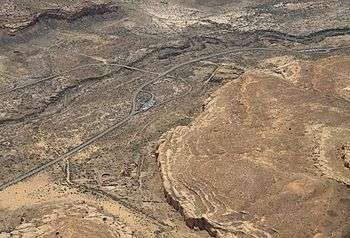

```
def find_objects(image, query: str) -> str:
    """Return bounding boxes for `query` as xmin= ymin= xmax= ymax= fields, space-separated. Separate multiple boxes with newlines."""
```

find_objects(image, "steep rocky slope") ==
xmin=157 ymin=56 xmax=350 ymax=237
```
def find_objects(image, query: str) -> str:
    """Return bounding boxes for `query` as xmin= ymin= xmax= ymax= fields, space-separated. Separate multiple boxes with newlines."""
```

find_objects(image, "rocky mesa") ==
xmin=157 ymin=55 xmax=350 ymax=238
xmin=0 ymin=0 xmax=349 ymax=237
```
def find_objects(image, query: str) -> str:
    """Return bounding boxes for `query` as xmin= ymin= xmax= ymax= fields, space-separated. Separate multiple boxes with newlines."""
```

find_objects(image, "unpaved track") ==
xmin=1 ymin=45 xmax=348 ymax=191
xmin=1 ymin=2 xmax=349 ymax=236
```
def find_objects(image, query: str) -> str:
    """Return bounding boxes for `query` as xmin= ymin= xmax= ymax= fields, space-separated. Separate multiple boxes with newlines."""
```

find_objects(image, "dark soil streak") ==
xmin=0 ymin=73 xmax=110 ymax=127
xmin=0 ymin=3 xmax=120 ymax=34
xmin=252 ymin=27 xmax=350 ymax=44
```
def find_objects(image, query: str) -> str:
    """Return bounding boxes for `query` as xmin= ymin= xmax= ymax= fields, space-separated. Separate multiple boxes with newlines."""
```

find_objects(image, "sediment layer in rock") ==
xmin=157 ymin=56 xmax=350 ymax=238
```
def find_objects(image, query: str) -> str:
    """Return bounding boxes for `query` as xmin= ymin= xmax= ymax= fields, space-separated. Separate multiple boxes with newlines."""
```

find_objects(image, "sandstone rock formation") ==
xmin=1 ymin=0 xmax=349 ymax=237
xmin=157 ymin=56 xmax=350 ymax=238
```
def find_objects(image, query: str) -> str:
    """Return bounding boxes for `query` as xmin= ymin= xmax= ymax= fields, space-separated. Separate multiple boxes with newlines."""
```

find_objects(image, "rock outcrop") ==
xmin=0 ymin=0 xmax=119 ymax=33
xmin=157 ymin=56 xmax=350 ymax=237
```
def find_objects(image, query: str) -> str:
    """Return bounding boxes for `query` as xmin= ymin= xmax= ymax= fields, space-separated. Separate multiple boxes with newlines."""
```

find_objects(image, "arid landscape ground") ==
xmin=0 ymin=0 xmax=349 ymax=237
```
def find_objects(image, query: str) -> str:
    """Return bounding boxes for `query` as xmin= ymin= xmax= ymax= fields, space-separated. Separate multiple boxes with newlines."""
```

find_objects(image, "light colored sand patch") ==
xmin=0 ymin=172 xmax=155 ymax=237
xmin=0 ymin=172 xmax=79 ymax=210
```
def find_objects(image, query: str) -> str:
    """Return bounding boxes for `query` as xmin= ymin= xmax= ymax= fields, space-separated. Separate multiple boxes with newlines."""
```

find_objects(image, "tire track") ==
xmin=0 ymin=64 xmax=181 ymax=127
xmin=0 ymin=47 xmax=157 ymax=96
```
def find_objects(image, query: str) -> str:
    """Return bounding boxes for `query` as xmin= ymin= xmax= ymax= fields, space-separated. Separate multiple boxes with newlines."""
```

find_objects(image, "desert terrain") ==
xmin=0 ymin=0 xmax=349 ymax=237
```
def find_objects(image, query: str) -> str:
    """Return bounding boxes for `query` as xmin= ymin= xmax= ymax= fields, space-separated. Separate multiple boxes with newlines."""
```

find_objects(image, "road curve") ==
xmin=0 ymin=45 xmax=349 ymax=191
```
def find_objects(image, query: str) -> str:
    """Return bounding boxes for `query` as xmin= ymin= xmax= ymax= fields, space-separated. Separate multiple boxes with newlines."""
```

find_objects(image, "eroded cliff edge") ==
xmin=0 ymin=0 xmax=120 ymax=33
xmin=157 ymin=55 xmax=350 ymax=238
